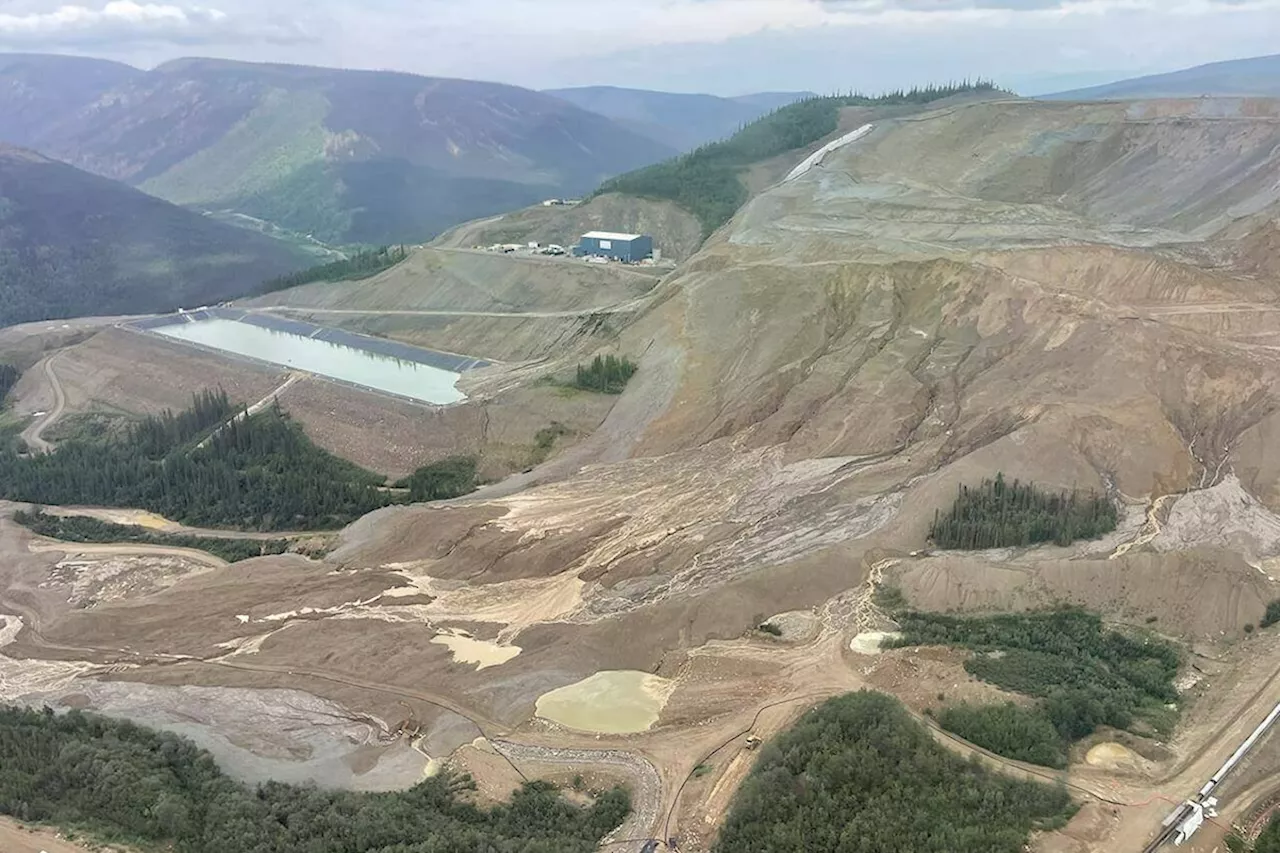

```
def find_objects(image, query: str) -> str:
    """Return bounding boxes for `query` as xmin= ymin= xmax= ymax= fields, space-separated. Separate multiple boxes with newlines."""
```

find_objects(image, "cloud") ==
xmin=0 ymin=0 xmax=1274 ymax=94
xmin=0 ymin=1 xmax=307 ymax=47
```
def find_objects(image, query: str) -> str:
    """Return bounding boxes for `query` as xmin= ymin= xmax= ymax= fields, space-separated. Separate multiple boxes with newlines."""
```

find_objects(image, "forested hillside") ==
xmin=0 ymin=146 xmax=307 ymax=327
xmin=0 ymin=705 xmax=627 ymax=852
xmin=0 ymin=54 xmax=675 ymax=245
xmin=713 ymin=692 xmax=1074 ymax=853
xmin=891 ymin=609 xmax=1181 ymax=766
xmin=595 ymin=82 xmax=1000 ymax=236
xmin=0 ymin=391 xmax=395 ymax=530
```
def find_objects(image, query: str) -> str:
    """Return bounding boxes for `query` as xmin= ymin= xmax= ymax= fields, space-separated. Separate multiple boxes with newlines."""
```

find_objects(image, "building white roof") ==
xmin=582 ymin=231 xmax=644 ymax=242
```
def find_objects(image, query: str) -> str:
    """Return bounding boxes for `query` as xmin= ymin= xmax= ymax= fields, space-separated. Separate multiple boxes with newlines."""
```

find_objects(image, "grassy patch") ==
xmin=529 ymin=422 xmax=572 ymax=467
xmin=892 ymin=609 xmax=1180 ymax=764
xmin=713 ymin=692 xmax=1075 ymax=853
xmin=13 ymin=508 xmax=289 ymax=563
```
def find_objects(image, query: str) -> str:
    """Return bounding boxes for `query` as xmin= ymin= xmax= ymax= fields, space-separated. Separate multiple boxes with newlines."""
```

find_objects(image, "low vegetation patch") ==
xmin=890 ymin=609 xmax=1180 ymax=766
xmin=929 ymin=473 xmax=1118 ymax=549
xmin=573 ymin=355 xmax=637 ymax=394
xmin=254 ymin=245 xmax=409 ymax=296
xmin=713 ymin=692 xmax=1074 ymax=853
xmin=597 ymin=82 xmax=1000 ymax=236
xmin=12 ymin=508 xmax=290 ymax=563
xmin=0 ymin=390 xmax=397 ymax=531
xmin=530 ymin=422 xmax=571 ymax=467
xmin=395 ymin=456 xmax=479 ymax=502
xmin=0 ymin=705 xmax=628 ymax=852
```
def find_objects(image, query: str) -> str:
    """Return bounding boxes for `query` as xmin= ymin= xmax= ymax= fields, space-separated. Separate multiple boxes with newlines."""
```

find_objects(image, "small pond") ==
xmin=153 ymin=317 xmax=467 ymax=405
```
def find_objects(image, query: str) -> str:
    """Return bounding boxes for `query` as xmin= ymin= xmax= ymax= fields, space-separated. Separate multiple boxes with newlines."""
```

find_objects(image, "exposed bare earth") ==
xmin=7 ymin=97 xmax=1280 ymax=853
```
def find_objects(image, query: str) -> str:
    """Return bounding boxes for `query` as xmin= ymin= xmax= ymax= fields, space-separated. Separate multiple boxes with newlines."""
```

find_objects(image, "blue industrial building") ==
xmin=574 ymin=231 xmax=653 ymax=262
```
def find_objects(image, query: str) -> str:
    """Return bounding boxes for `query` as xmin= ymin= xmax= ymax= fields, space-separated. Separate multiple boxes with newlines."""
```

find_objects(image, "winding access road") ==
xmin=19 ymin=354 xmax=66 ymax=454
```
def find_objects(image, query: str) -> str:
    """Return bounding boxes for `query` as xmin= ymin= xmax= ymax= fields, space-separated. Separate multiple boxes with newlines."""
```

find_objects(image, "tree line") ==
xmin=573 ymin=355 xmax=637 ymax=394
xmin=254 ymin=245 xmax=410 ymax=296
xmin=891 ymin=609 xmax=1181 ymax=766
xmin=929 ymin=473 xmax=1118 ymax=549
xmin=0 ymin=393 xmax=397 ymax=531
xmin=12 ymin=509 xmax=290 ymax=564
xmin=0 ymin=705 xmax=628 ymax=853
xmin=0 ymin=363 xmax=17 ymax=404
xmin=596 ymin=81 xmax=1001 ymax=236
xmin=713 ymin=691 xmax=1074 ymax=853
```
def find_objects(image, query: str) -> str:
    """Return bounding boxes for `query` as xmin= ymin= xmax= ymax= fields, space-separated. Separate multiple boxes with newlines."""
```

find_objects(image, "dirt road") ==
xmin=196 ymin=373 xmax=305 ymax=449
xmin=247 ymin=302 xmax=647 ymax=319
xmin=19 ymin=354 xmax=66 ymax=454
xmin=0 ymin=818 xmax=108 ymax=853
xmin=493 ymin=740 xmax=661 ymax=851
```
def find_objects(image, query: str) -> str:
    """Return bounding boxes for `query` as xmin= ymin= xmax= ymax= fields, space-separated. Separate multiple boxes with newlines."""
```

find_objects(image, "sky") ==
xmin=0 ymin=0 xmax=1276 ymax=95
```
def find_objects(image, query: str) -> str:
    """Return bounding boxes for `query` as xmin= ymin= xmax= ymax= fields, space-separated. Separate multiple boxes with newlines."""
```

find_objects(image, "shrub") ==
xmin=1262 ymin=599 xmax=1280 ymax=628
xmin=397 ymin=456 xmax=478 ymax=502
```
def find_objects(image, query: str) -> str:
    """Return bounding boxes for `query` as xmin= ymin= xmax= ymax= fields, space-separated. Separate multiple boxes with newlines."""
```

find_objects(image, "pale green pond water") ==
xmin=155 ymin=318 xmax=465 ymax=404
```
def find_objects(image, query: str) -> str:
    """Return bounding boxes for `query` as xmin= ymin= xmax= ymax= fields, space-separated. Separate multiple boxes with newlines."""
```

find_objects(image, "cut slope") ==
xmin=0 ymin=146 xmax=308 ymax=326
xmin=1046 ymin=53 xmax=1280 ymax=100
xmin=0 ymin=54 xmax=676 ymax=245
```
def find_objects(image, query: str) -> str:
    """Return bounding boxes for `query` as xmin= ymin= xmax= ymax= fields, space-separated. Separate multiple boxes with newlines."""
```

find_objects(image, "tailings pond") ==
xmin=535 ymin=670 xmax=675 ymax=734
xmin=136 ymin=310 xmax=488 ymax=405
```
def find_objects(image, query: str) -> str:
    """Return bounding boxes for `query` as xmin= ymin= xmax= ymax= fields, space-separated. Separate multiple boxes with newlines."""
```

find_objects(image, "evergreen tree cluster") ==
xmin=0 ymin=395 xmax=397 ymax=531
xmin=1262 ymin=599 xmax=1280 ymax=629
xmin=937 ymin=702 xmax=1067 ymax=769
xmin=712 ymin=691 xmax=1074 ymax=853
xmin=929 ymin=473 xmax=1118 ymax=549
xmin=892 ymin=609 xmax=1181 ymax=765
xmin=129 ymin=389 xmax=235 ymax=459
xmin=0 ymin=705 xmax=628 ymax=853
xmin=12 ymin=509 xmax=289 ymax=564
xmin=596 ymin=81 xmax=1001 ymax=236
xmin=0 ymin=363 xmax=18 ymax=405
xmin=255 ymin=245 xmax=409 ymax=296
xmin=573 ymin=355 xmax=637 ymax=394
xmin=395 ymin=456 xmax=479 ymax=502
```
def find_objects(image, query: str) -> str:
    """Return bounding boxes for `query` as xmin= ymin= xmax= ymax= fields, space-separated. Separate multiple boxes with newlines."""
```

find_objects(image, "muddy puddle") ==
xmin=430 ymin=630 xmax=521 ymax=670
xmin=535 ymin=670 xmax=674 ymax=734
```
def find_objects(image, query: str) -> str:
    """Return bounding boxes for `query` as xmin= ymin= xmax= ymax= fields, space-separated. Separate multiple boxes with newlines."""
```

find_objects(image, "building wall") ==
xmin=575 ymin=235 xmax=654 ymax=262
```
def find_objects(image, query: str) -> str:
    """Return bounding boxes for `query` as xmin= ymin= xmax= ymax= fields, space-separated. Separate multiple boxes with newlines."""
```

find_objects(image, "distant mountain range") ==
xmin=0 ymin=54 xmax=679 ymax=246
xmin=1045 ymin=53 xmax=1280 ymax=100
xmin=0 ymin=144 xmax=309 ymax=327
xmin=543 ymin=86 xmax=815 ymax=151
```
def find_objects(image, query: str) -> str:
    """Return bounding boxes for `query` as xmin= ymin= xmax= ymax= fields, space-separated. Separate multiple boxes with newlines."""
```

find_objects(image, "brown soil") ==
xmin=10 ymin=98 xmax=1280 ymax=853
xmin=0 ymin=819 xmax=129 ymax=853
